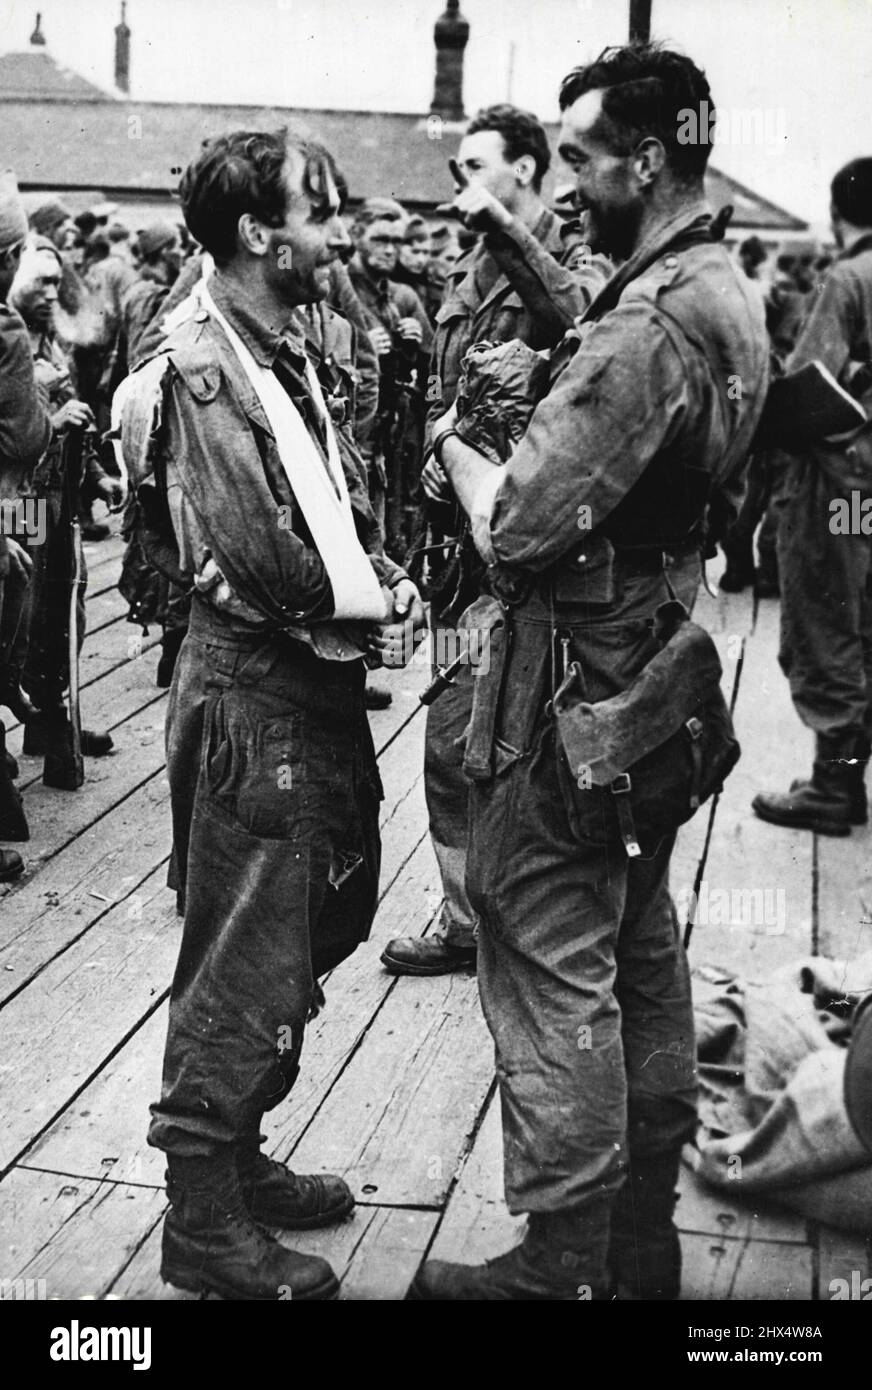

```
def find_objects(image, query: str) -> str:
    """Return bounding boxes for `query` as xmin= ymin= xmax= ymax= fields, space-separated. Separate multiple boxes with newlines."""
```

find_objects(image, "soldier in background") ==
xmin=120 ymin=222 xmax=184 ymax=370
xmin=348 ymin=198 xmax=433 ymax=557
xmin=754 ymin=158 xmax=872 ymax=837
xmin=10 ymin=240 xmax=121 ymax=786
xmin=381 ymin=103 xmax=610 ymax=978
xmin=0 ymin=173 xmax=50 ymax=875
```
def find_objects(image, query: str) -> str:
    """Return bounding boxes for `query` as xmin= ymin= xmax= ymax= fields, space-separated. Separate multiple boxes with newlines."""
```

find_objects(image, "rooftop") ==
xmin=0 ymin=47 xmax=113 ymax=102
xmin=0 ymin=97 xmax=808 ymax=229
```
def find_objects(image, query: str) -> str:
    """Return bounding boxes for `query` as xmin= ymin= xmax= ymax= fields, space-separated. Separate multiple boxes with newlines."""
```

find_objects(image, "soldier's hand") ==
xmin=421 ymin=453 xmax=451 ymax=503
xmin=96 ymin=476 xmax=125 ymax=512
xmin=437 ymin=158 xmax=514 ymax=233
xmin=52 ymin=399 xmax=95 ymax=432
xmin=5 ymin=538 xmax=33 ymax=583
xmin=396 ymin=317 xmax=423 ymax=345
xmin=365 ymin=580 xmax=427 ymax=669
xmin=369 ymin=326 xmax=392 ymax=356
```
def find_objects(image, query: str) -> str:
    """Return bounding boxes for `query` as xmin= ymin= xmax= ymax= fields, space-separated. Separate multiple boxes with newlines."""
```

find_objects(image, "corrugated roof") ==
xmin=0 ymin=97 xmax=808 ymax=231
xmin=0 ymin=50 xmax=113 ymax=102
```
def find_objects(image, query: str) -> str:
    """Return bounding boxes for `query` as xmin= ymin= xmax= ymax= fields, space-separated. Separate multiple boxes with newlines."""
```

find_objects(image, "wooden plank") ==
xmin=680 ymin=1231 xmax=814 ymax=1300
xmin=692 ymin=569 xmax=755 ymax=639
xmin=677 ymin=1159 xmax=809 ymax=1244
xmin=0 ymin=773 xmax=172 ymax=999
xmin=4 ymin=622 xmax=162 ymax=749
xmin=26 ymin=837 xmax=442 ymax=1189
xmin=286 ymin=963 xmax=493 ymax=1208
xmin=10 ymin=672 xmax=165 ymax=791
xmin=83 ymin=533 xmax=125 ymax=585
xmin=82 ymin=585 xmax=131 ymax=636
xmin=0 ymin=864 xmax=178 ymax=1171
xmin=113 ymin=1202 xmax=438 ymax=1301
xmin=816 ymin=1226 xmax=870 ymax=1301
xmin=3 ymin=701 xmax=168 ymax=876
xmin=683 ymin=599 xmax=814 ymax=979
xmin=816 ymin=822 xmax=872 ymax=962
xmin=0 ymin=1167 xmax=165 ymax=1301
xmin=672 ymin=629 xmax=745 ymax=914
xmin=427 ymin=1093 xmax=523 ymax=1267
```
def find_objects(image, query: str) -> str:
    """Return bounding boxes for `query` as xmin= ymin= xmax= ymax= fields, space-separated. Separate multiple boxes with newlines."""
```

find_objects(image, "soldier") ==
xmin=10 ymin=240 xmax=121 ymax=786
xmin=120 ymin=129 xmax=424 ymax=1301
xmin=753 ymin=158 xmax=872 ymax=837
xmin=348 ymin=198 xmax=433 ymax=556
xmin=120 ymin=222 xmax=184 ymax=369
xmin=0 ymin=172 xmax=50 ymax=876
xmin=411 ymin=44 xmax=769 ymax=1300
xmin=393 ymin=215 xmax=443 ymax=324
xmin=381 ymin=102 xmax=610 ymax=977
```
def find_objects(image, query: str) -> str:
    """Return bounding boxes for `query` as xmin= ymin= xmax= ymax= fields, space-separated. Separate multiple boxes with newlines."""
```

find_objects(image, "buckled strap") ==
xmin=610 ymin=772 xmax=642 ymax=857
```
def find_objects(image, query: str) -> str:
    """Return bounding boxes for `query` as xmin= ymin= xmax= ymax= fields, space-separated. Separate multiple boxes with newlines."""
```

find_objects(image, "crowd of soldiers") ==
xmin=1 ymin=36 xmax=871 ymax=1302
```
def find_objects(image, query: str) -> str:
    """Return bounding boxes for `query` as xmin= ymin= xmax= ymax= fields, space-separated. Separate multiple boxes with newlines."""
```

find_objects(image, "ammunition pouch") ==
xmin=552 ymin=599 xmax=740 ymax=856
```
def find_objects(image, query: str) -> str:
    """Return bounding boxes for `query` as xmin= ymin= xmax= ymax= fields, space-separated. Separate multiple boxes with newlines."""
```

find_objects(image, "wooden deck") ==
xmin=1 ymin=530 xmax=870 ymax=1302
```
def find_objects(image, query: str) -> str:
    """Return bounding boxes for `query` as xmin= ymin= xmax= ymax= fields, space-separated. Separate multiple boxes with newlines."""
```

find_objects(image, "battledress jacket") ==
xmin=119 ymin=275 xmax=407 ymax=644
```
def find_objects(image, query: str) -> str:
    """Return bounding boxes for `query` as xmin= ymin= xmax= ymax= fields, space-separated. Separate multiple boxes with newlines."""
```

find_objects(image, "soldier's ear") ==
xmin=237 ymin=213 xmax=271 ymax=258
xmin=514 ymin=154 xmax=537 ymax=189
xmin=632 ymin=137 xmax=666 ymax=188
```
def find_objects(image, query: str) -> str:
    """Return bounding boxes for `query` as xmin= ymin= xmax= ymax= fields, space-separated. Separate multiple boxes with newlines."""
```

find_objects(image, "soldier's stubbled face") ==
xmin=11 ymin=249 xmax=61 ymax=330
xmin=558 ymin=88 xmax=646 ymax=262
xmin=263 ymin=146 xmax=346 ymax=306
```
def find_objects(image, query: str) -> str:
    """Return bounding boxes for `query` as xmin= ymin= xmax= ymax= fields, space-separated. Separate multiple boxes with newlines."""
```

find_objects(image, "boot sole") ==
xmin=161 ymin=1263 xmax=340 ymax=1301
xmin=380 ymin=950 xmax=477 ymax=977
xmin=752 ymin=803 xmax=852 ymax=836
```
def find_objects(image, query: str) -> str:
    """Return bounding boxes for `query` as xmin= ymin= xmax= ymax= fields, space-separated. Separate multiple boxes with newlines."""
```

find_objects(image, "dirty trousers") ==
xmin=424 ymin=663 xmax=478 ymax=948
xmin=464 ymin=576 xmax=699 ymax=1214
xmin=776 ymin=453 xmax=872 ymax=741
xmin=148 ymin=598 xmax=382 ymax=1158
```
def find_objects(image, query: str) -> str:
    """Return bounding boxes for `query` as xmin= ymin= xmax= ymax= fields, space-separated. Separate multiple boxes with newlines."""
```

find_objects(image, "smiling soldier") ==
xmin=120 ymin=129 xmax=424 ymax=1301
xmin=412 ymin=45 xmax=769 ymax=1301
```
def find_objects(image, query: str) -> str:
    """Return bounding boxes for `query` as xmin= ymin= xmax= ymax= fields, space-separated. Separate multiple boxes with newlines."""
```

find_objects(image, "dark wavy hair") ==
xmin=831 ymin=158 xmax=872 ymax=228
xmin=179 ymin=127 xmax=338 ymax=266
xmin=465 ymin=104 xmax=551 ymax=191
xmin=559 ymin=43 xmax=714 ymax=182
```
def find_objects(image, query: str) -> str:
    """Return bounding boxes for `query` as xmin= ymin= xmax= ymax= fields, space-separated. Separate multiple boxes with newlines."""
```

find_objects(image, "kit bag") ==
xmin=552 ymin=599 xmax=740 ymax=857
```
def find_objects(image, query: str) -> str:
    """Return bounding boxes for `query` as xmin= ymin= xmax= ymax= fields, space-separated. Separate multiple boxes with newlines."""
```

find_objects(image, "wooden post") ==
xmin=629 ymin=0 xmax=652 ymax=43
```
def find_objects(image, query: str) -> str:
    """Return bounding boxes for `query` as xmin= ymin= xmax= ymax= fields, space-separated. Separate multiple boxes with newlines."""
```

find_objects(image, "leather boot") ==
xmin=719 ymin=534 xmax=755 ymax=593
xmin=0 ymin=848 xmax=24 ymax=881
xmin=0 ymin=722 xmax=29 ymax=842
xmin=380 ymin=930 xmax=477 ymax=976
xmin=752 ymin=733 xmax=857 ymax=836
xmin=24 ymin=710 xmax=112 ymax=762
xmin=411 ymin=1200 xmax=612 ymax=1300
xmin=609 ymin=1150 xmax=683 ymax=1300
xmin=236 ymin=1134 xmax=355 ymax=1230
xmin=39 ymin=710 xmax=84 ymax=791
xmin=161 ymin=1153 xmax=340 ymax=1301
xmin=156 ymin=627 xmax=186 ymax=689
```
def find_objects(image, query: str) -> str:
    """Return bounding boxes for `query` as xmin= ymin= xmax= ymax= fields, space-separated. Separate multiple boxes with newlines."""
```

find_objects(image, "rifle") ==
xmin=61 ymin=425 xmax=86 ymax=787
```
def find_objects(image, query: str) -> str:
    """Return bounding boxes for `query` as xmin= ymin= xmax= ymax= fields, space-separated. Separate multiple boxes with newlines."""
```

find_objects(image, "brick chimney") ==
xmin=430 ymin=1 xmax=469 ymax=122
xmin=115 ymin=0 xmax=131 ymax=95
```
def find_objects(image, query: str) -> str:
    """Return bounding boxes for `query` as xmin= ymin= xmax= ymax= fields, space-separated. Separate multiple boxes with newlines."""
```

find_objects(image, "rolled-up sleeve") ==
xmin=486 ymin=304 xmax=691 ymax=570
